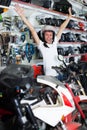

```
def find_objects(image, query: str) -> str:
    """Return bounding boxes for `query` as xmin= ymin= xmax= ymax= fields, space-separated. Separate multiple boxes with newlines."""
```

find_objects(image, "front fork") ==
xmin=54 ymin=121 xmax=67 ymax=130
xmin=12 ymin=98 xmax=39 ymax=130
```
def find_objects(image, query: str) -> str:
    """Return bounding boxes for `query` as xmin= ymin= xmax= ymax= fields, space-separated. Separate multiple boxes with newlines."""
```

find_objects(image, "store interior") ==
xmin=1 ymin=0 xmax=87 ymax=130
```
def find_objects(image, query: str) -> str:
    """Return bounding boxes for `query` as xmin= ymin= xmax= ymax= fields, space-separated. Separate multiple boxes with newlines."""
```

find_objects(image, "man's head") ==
xmin=42 ymin=25 xmax=55 ymax=44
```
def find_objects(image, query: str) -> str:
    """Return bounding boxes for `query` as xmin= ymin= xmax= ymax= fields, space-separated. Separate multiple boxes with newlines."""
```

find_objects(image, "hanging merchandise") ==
xmin=25 ymin=43 xmax=34 ymax=62
xmin=75 ymin=33 xmax=87 ymax=42
xmin=0 ymin=34 xmax=3 ymax=45
xmin=3 ymin=17 xmax=12 ymax=30
xmin=57 ymin=47 xmax=64 ymax=56
xmin=80 ymin=44 xmax=87 ymax=62
xmin=14 ymin=16 xmax=24 ymax=30
xmin=64 ymin=46 xmax=74 ymax=56
xmin=50 ymin=18 xmax=60 ymax=26
xmin=78 ymin=22 xmax=85 ymax=30
xmin=59 ymin=33 xmax=66 ymax=42
xmin=20 ymin=34 xmax=26 ymax=43
xmin=43 ymin=0 xmax=54 ymax=9
xmin=80 ymin=44 xmax=87 ymax=53
xmin=67 ymin=20 xmax=77 ymax=29
xmin=14 ymin=35 xmax=21 ymax=44
xmin=0 ymin=0 xmax=11 ymax=6
xmin=6 ymin=44 xmax=25 ymax=65
xmin=16 ymin=54 xmax=21 ymax=64
xmin=79 ymin=34 xmax=87 ymax=42
xmin=0 ymin=14 xmax=3 ymax=22
xmin=65 ymin=32 xmax=77 ymax=42
xmin=0 ymin=0 xmax=12 ymax=14
xmin=53 ymin=0 xmax=75 ymax=14
xmin=24 ymin=27 xmax=31 ymax=42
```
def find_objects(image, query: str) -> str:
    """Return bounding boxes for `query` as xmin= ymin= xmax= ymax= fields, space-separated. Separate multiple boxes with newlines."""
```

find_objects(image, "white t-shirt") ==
xmin=38 ymin=36 xmax=63 ymax=76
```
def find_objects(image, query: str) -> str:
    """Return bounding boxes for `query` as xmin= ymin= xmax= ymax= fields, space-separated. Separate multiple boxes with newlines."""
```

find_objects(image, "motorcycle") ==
xmin=0 ymin=64 xmax=38 ymax=130
xmin=52 ymin=55 xmax=87 ymax=96
xmin=0 ymin=64 xmax=87 ymax=130
xmin=32 ymin=75 xmax=87 ymax=130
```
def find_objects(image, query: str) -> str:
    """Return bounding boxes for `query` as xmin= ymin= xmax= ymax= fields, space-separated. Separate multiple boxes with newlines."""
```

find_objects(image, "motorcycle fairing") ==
xmin=37 ymin=75 xmax=75 ymax=107
xmin=62 ymin=93 xmax=73 ymax=107
xmin=21 ymin=95 xmax=75 ymax=127
xmin=32 ymin=105 xmax=75 ymax=127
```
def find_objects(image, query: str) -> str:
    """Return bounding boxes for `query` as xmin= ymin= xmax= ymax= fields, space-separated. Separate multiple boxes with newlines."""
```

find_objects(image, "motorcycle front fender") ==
xmin=66 ymin=122 xmax=81 ymax=130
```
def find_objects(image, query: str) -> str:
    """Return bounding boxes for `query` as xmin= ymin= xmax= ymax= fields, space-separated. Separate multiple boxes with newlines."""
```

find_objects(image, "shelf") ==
xmin=11 ymin=0 xmax=87 ymax=22
xmin=64 ymin=53 xmax=87 ymax=58
xmin=9 ymin=0 xmax=87 ymax=36
xmin=11 ymin=0 xmax=87 ymax=60
xmin=60 ymin=42 xmax=87 ymax=44
xmin=68 ymin=0 xmax=87 ymax=13
xmin=62 ymin=28 xmax=87 ymax=34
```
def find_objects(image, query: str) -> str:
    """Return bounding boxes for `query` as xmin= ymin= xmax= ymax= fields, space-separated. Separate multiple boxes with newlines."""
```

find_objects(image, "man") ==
xmin=15 ymin=4 xmax=72 ymax=78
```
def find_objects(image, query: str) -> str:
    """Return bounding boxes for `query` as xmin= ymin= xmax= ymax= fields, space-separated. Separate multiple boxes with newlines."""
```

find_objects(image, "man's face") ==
xmin=44 ymin=31 xmax=53 ymax=44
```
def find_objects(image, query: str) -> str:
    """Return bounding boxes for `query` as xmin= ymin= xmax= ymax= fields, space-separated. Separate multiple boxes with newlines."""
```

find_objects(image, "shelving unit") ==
xmin=68 ymin=0 xmax=87 ymax=15
xmin=11 ymin=0 xmax=87 ymax=22
xmin=10 ymin=0 xmax=87 ymax=61
xmin=0 ymin=0 xmax=87 ymax=65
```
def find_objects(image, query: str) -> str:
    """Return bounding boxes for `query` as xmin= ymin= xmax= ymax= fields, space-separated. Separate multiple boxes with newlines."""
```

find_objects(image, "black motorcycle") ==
xmin=0 ymin=64 xmax=39 ymax=130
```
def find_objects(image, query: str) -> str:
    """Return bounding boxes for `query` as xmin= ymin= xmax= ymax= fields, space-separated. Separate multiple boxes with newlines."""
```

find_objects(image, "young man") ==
xmin=14 ymin=4 xmax=72 ymax=78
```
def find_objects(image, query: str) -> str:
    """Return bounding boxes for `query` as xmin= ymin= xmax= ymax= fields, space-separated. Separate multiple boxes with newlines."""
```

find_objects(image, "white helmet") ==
xmin=42 ymin=25 xmax=55 ymax=33
xmin=37 ymin=25 xmax=55 ymax=44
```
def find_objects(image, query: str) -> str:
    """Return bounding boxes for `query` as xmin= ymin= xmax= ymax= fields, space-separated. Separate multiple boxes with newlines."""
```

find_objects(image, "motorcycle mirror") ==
xmin=58 ymin=55 xmax=67 ymax=67
xmin=58 ymin=55 xmax=64 ymax=61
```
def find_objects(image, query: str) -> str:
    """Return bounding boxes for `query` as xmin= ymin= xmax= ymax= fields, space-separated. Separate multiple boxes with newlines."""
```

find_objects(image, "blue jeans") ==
xmin=56 ymin=73 xmax=67 ymax=81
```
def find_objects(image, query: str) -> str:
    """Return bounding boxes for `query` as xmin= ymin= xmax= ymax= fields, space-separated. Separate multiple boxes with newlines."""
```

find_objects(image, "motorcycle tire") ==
xmin=0 ymin=120 xmax=6 ymax=130
xmin=79 ymin=126 xmax=87 ymax=130
xmin=73 ymin=102 xmax=87 ymax=129
xmin=2 ymin=115 xmax=27 ymax=130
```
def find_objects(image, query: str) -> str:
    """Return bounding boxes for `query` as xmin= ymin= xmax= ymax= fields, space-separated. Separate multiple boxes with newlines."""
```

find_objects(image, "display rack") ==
xmin=2 ymin=0 xmax=87 ymax=60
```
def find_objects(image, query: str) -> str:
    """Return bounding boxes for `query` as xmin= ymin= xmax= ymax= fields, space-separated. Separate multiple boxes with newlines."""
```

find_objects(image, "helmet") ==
xmin=42 ymin=25 xmax=55 ymax=43
xmin=37 ymin=25 xmax=56 ymax=45
xmin=42 ymin=25 xmax=55 ymax=33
